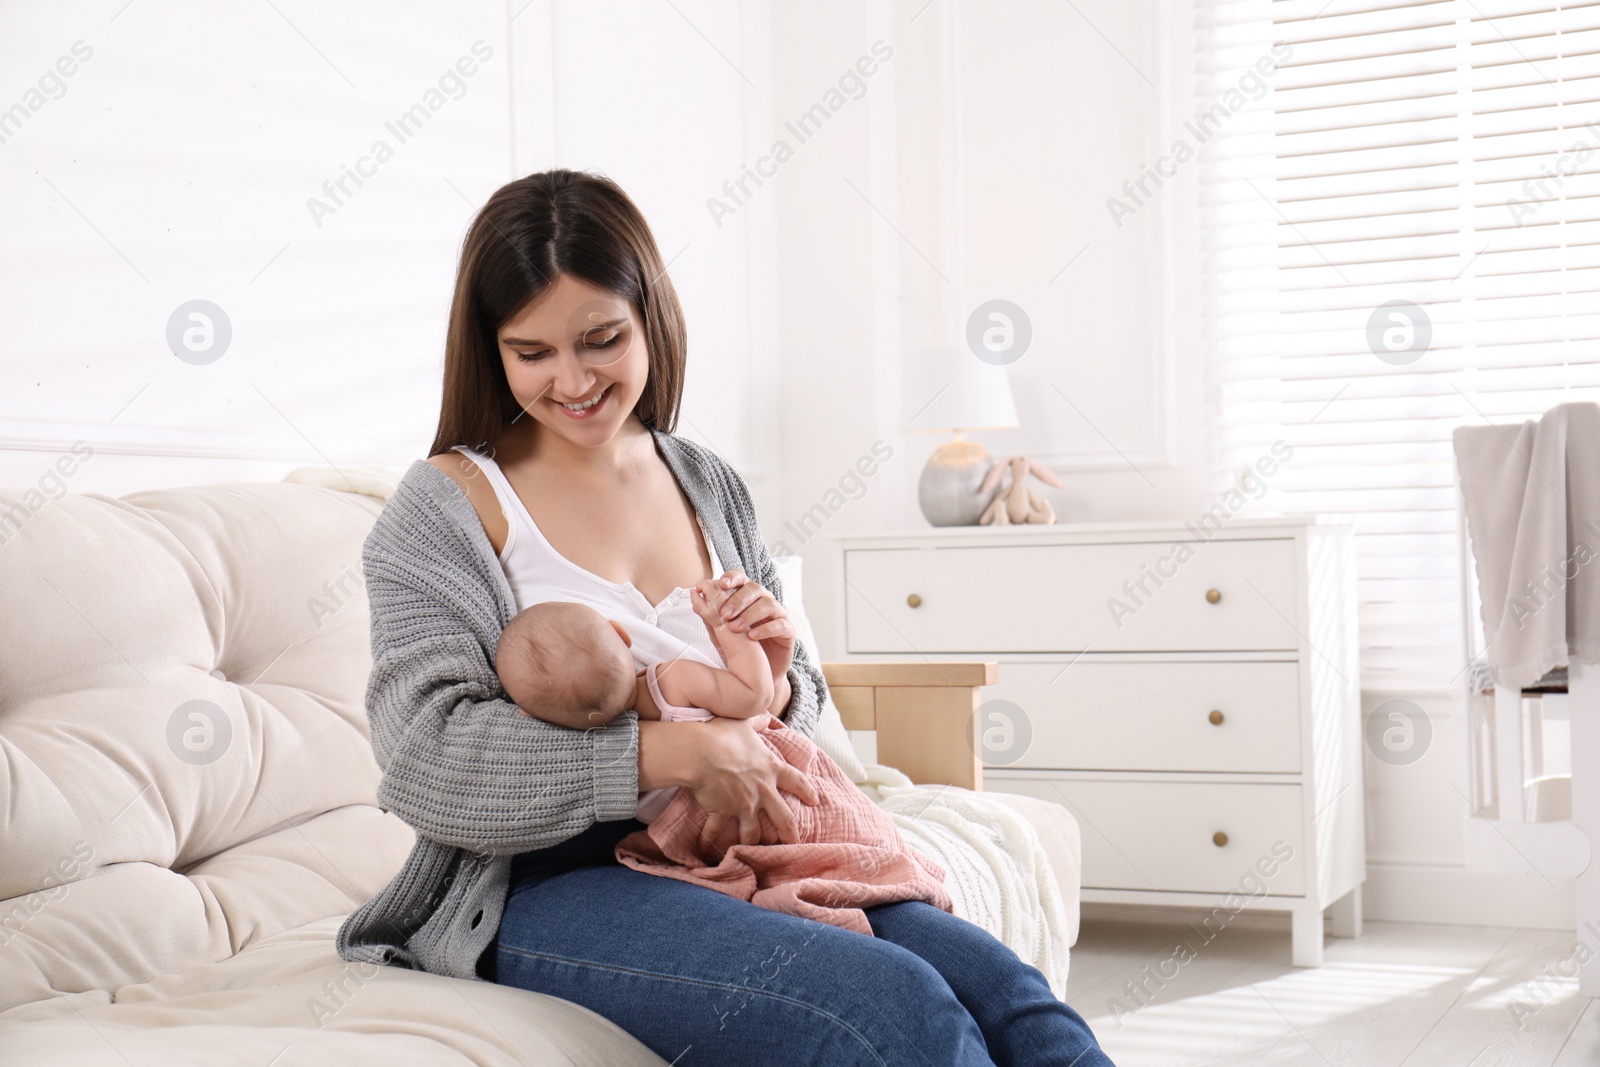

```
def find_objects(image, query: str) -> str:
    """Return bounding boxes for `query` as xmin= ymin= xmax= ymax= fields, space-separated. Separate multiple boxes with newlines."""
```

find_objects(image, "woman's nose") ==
xmin=553 ymin=350 xmax=595 ymax=398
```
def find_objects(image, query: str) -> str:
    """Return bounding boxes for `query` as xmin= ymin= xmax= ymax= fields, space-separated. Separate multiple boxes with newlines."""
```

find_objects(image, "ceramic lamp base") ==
xmin=918 ymin=437 xmax=993 ymax=526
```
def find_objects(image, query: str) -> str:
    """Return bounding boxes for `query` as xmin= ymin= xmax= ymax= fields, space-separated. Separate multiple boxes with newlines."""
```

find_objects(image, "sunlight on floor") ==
xmin=1084 ymin=959 xmax=1477 ymax=1064
xmin=1067 ymin=916 xmax=1598 ymax=1066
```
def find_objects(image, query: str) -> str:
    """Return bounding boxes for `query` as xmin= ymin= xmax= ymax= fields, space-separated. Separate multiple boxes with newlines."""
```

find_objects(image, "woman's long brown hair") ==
xmin=427 ymin=169 xmax=687 ymax=456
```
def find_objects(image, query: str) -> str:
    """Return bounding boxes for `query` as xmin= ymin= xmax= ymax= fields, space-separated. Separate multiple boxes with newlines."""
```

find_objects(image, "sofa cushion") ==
xmin=0 ymin=480 xmax=404 ymax=1009
xmin=0 ymin=916 xmax=662 ymax=1066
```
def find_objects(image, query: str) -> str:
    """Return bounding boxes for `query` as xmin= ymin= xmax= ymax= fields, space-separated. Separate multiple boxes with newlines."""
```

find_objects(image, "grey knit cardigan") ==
xmin=334 ymin=429 xmax=826 ymax=980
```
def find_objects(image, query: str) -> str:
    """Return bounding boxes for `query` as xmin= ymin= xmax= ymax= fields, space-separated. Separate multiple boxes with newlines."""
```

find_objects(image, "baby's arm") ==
xmin=646 ymin=582 xmax=775 ymax=719
xmin=631 ymin=669 xmax=662 ymax=720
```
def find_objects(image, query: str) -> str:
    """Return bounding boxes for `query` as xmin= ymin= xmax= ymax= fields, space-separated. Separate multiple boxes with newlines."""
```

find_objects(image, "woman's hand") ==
xmin=713 ymin=569 xmax=795 ymax=690
xmin=645 ymin=716 xmax=819 ymax=849
xmin=693 ymin=717 xmax=819 ymax=850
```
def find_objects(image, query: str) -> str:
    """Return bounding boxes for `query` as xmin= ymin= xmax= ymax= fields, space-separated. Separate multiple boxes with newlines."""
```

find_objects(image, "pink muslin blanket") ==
xmin=614 ymin=715 xmax=953 ymax=935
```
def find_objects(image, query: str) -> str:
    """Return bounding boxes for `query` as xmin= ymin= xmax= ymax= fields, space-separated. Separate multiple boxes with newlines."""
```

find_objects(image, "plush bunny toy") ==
xmin=978 ymin=455 xmax=1063 ymax=525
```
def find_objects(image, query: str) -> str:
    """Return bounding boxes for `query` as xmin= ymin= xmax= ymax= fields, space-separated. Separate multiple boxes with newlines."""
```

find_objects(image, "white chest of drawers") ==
xmin=830 ymin=517 xmax=1365 ymax=966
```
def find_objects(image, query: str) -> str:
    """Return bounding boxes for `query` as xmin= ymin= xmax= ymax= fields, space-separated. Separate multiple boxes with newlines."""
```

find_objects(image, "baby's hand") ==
xmin=691 ymin=580 xmax=762 ymax=666
xmin=692 ymin=580 xmax=736 ymax=634
xmin=690 ymin=580 xmax=776 ymax=717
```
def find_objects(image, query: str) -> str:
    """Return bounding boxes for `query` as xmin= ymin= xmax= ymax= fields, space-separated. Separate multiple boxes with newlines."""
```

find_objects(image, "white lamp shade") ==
xmin=901 ymin=345 xmax=1020 ymax=433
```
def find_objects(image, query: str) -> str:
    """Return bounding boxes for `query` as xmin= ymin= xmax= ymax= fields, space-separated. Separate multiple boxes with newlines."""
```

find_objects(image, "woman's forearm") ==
xmin=637 ymin=719 xmax=691 ymax=792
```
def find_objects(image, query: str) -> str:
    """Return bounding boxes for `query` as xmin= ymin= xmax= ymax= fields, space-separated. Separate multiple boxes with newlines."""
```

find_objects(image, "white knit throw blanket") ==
xmin=853 ymin=761 xmax=1073 ymax=1000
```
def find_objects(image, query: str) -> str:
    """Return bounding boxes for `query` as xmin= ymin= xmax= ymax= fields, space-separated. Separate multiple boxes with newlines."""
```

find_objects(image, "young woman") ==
xmin=336 ymin=168 xmax=1114 ymax=1067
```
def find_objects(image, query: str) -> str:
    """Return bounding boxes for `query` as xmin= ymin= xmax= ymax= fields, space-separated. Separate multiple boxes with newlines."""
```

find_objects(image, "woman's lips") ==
xmin=553 ymin=384 xmax=610 ymax=420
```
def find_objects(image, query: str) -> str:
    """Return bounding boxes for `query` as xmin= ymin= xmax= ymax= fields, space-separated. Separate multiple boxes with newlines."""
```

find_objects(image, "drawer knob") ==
xmin=906 ymin=594 xmax=922 ymax=608
xmin=1205 ymin=588 xmax=1222 ymax=604
xmin=1213 ymin=831 xmax=1229 ymax=848
xmin=1209 ymin=709 xmax=1225 ymax=726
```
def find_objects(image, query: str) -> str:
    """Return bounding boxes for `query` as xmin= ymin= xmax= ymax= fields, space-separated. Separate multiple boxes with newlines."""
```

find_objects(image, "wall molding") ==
xmin=1364 ymin=859 xmax=1575 ymax=931
xmin=1031 ymin=443 xmax=1176 ymax=474
xmin=982 ymin=0 xmax=1178 ymax=476
xmin=0 ymin=422 xmax=416 ymax=468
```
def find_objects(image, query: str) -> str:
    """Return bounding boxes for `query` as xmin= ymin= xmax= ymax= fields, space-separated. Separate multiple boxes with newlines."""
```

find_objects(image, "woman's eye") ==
xmin=511 ymin=329 xmax=621 ymax=360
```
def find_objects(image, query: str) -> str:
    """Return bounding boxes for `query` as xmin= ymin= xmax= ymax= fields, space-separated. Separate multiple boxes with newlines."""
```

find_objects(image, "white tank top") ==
xmin=449 ymin=444 xmax=726 ymax=674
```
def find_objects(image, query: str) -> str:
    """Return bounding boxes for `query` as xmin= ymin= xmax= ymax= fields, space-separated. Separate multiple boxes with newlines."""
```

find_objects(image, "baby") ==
xmin=494 ymin=582 xmax=777 ymax=735
xmin=494 ymin=583 xmax=953 ymax=936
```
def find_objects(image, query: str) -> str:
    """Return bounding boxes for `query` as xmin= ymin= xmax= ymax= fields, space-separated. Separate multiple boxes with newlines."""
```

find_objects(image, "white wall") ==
xmin=768 ymin=0 xmax=1212 ymax=603
xmin=2 ymin=1 xmax=510 ymax=491
xmin=0 ymin=0 xmax=782 ymax=517
xmin=0 ymin=0 xmax=1211 ymax=568
xmin=1359 ymin=689 xmax=1572 ymax=929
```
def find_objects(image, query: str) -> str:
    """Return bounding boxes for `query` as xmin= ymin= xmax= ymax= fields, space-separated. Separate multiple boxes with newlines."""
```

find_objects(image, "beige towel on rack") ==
xmin=1454 ymin=401 xmax=1600 ymax=689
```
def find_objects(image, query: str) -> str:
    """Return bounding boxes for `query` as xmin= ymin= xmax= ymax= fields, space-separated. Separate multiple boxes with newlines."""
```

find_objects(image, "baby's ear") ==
xmin=609 ymin=618 xmax=633 ymax=647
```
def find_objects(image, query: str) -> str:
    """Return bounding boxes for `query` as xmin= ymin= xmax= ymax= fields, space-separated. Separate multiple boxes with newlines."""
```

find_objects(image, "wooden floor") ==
xmin=1066 ymin=908 xmax=1600 ymax=1066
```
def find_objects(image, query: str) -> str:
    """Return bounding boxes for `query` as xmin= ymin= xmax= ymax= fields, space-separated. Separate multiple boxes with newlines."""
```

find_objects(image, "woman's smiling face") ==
xmin=496 ymin=274 xmax=649 ymax=449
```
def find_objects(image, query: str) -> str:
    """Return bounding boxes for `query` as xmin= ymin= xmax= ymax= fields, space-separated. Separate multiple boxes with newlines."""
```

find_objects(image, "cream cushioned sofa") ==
xmin=0 ymin=471 xmax=1079 ymax=1065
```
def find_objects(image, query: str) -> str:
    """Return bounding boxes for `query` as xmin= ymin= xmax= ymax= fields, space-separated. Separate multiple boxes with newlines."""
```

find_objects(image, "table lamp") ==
xmin=902 ymin=345 xmax=1020 ymax=526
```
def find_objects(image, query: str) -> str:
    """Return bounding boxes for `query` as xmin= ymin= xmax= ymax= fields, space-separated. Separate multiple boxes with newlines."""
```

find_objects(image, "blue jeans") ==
xmin=481 ymin=818 xmax=1114 ymax=1066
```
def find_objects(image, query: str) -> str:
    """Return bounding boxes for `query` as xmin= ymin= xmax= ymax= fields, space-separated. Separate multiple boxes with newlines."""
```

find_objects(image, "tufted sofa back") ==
xmin=0 ymin=474 xmax=415 ymax=1010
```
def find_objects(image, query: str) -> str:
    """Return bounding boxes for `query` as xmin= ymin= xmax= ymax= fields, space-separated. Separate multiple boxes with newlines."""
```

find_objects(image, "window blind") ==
xmin=1203 ymin=0 xmax=1600 ymax=689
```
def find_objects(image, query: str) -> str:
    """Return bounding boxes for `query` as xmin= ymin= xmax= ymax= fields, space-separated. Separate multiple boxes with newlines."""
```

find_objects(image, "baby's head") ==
xmin=496 ymin=601 xmax=636 ymax=725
